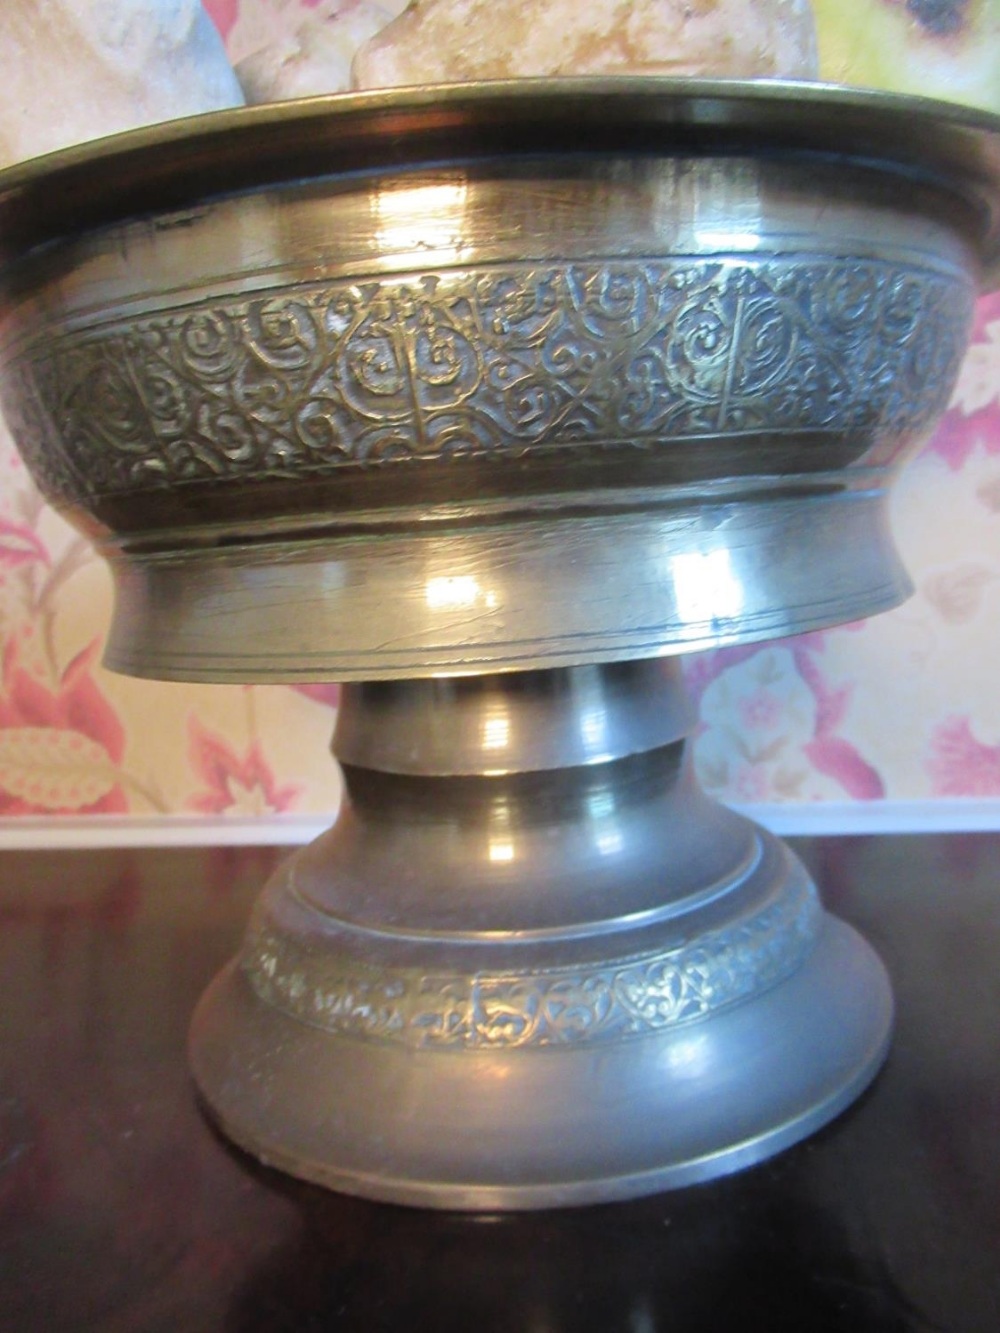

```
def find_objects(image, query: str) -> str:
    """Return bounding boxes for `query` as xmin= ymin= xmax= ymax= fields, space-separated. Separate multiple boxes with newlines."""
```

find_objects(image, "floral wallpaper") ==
xmin=1 ymin=0 xmax=1000 ymax=827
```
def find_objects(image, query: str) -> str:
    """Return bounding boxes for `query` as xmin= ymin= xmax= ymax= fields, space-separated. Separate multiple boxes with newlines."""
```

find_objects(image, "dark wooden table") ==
xmin=1 ymin=835 xmax=998 ymax=1332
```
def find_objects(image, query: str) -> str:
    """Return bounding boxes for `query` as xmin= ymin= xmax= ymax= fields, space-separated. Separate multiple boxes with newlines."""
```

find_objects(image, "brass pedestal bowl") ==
xmin=2 ymin=80 xmax=999 ymax=1208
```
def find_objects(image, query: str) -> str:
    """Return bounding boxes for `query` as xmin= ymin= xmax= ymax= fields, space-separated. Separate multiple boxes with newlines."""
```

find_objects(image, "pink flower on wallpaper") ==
xmin=729 ymin=761 xmax=773 ymax=803
xmin=791 ymin=645 xmax=885 ymax=800
xmin=0 ymin=516 xmax=49 ymax=575
xmin=289 ymin=682 xmax=341 ymax=709
xmin=689 ymin=638 xmax=886 ymax=802
xmin=683 ymin=645 xmax=762 ymax=709
xmin=736 ymin=687 xmax=784 ymax=732
xmin=0 ymin=637 xmax=127 ymax=814
xmin=187 ymin=718 xmax=301 ymax=815
xmin=927 ymin=292 xmax=1000 ymax=472
xmin=927 ymin=717 xmax=1000 ymax=797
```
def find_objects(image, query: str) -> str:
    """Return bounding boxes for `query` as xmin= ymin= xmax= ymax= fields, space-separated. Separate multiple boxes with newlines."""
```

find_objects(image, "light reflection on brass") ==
xmin=374 ymin=178 xmax=471 ymax=263
xmin=1 ymin=81 xmax=998 ymax=1209
xmin=487 ymin=796 xmax=516 ymax=866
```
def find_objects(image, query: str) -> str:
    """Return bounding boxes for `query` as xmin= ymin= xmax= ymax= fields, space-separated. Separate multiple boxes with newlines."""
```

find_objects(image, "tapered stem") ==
xmin=191 ymin=659 xmax=892 ymax=1209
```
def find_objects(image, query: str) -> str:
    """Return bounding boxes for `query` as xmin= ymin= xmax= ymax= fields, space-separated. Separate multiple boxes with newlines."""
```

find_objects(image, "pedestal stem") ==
xmin=191 ymin=659 xmax=892 ymax=1209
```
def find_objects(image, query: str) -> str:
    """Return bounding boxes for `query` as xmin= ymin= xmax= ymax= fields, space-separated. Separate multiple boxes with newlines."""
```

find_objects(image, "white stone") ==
xmin=0 ymin=0 xmax=243 ymax=169
xmin=354 ymin=0 xmax=818 ymax=88
xmin=237 ymin=1 xmax=408 ymax=103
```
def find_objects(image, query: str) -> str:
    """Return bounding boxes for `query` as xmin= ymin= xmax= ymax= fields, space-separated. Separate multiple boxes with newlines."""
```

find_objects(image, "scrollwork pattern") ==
xmin=0 ymin=256 xmax=972 ymax=506
xmin=243 ymin=877 xmax=822 ymax=1049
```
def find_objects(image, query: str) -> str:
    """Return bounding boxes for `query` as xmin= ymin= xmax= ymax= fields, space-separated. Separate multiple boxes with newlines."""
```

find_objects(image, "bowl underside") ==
xmin=1 ymin=81 xmax=998 ymax=679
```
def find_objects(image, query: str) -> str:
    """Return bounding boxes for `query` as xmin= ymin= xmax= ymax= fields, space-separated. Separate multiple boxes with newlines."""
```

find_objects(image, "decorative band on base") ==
xmin=242 ymin=861 xmax=820 ymax=1049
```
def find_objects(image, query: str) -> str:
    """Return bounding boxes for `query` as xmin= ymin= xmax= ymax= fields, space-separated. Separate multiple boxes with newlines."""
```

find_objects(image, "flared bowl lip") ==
xmin=2 ymin=77 xmax=1000 ymax=279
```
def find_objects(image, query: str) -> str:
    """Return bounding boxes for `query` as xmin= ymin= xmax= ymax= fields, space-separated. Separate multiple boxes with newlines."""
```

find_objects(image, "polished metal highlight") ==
xmin=2 ymin=257 xmax=971 ymax=497
xmin=0 ymin=82 xmax=997 ymax=679
xmin=2 ymin=81 xmax=997 ymax=1208
xmin=190 ymin=659 xmax=892 ymax=1208
xmin=241 ymin=870 xmax=821 ymax=1047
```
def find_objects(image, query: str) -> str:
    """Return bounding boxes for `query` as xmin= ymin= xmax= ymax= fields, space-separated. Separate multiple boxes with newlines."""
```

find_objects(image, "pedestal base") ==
xmin=193 ymin=916 xmax=890 ymax=1209
xmin=190 ymin=661 xmax=893 ymax=1209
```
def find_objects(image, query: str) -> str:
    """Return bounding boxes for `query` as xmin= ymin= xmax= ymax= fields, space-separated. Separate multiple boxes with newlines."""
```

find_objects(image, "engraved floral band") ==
xmin=242 ymin=875 xmax=822 ymax=1049
xmin=1 ymin=255 xmax=971 ymax=506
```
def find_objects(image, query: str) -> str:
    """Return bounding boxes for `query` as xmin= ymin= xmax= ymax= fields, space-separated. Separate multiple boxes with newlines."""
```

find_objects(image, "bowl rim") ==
xmin=2 ymin=76 xmax=1000 ymax=280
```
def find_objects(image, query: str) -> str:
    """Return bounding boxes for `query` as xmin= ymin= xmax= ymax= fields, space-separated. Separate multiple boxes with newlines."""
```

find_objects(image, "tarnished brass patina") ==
xmin=1 ymin=81 xmax=998 ymax=1207
xmin=1 ymin=82 xmax=998 ymax=679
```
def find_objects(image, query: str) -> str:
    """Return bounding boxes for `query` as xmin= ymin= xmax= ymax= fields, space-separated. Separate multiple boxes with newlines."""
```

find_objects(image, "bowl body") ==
xmin=0 ymin=81 xmax=998 ymax=680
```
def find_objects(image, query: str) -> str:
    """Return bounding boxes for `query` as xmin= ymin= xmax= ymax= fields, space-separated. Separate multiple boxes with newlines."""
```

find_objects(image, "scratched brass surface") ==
xmin=191 ymin=660 xmax=893 ymax=1208
xmin=0 ymin=82 xmax=998 ymax=679
xmin=2 ymin=81 xmax=995 ymax=1208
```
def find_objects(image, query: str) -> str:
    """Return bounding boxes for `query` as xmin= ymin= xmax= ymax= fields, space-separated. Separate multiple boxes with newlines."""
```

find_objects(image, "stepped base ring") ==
xmin=191 ymin=913 xmax=892 ymax=1210
xmin=190 ymin=662 xmax=894 ymax=1210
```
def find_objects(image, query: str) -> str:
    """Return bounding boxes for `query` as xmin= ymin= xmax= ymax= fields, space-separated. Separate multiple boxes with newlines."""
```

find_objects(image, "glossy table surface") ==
xmin=1 ymin=834 xmax=999 ymax=1333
